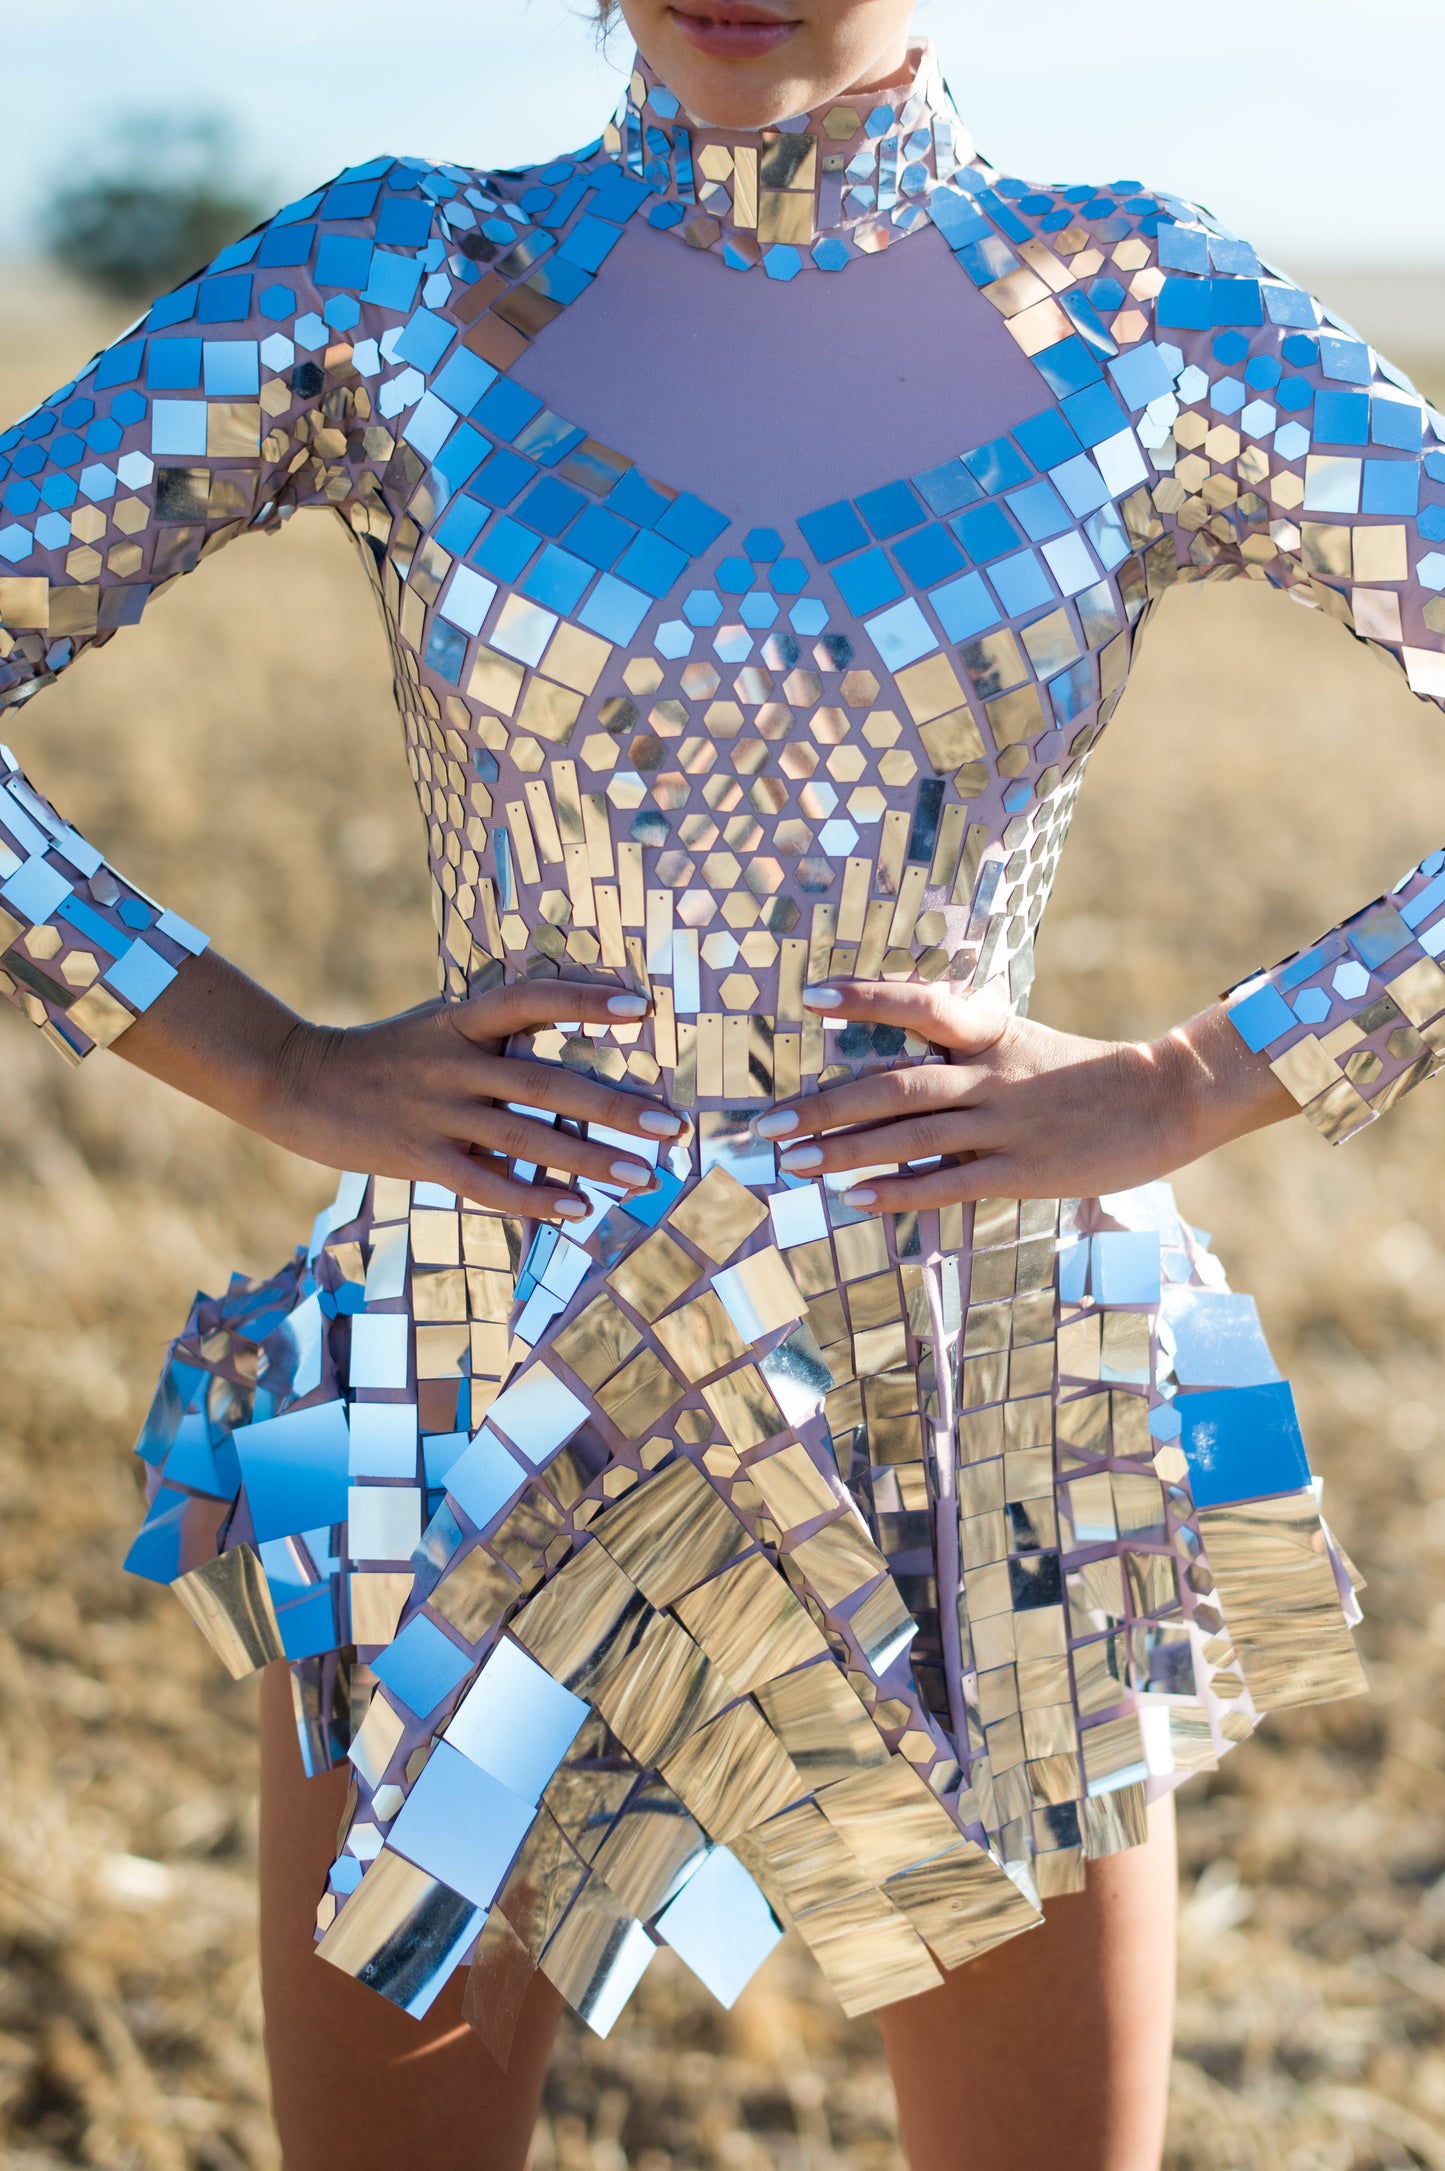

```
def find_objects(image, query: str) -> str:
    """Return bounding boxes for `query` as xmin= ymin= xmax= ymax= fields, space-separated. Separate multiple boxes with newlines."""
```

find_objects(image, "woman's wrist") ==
xmin=1148 ymin=1003 xmax=1296 ymax=1166
xmin=252 ymin=1014 xmax=347 ymax=1152
xmin=114 ymin=949 xmax=324 ymax=1139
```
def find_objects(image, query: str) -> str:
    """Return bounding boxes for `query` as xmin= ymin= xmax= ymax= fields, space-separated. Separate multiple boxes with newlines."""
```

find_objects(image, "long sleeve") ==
xmin=0 ymin=154 xmax=434 ymax=1062
xmin=912 ymin=166 xmax=1445 ymax=1142
xmin=1133 ymin=214 xmax=1445 ymax=1142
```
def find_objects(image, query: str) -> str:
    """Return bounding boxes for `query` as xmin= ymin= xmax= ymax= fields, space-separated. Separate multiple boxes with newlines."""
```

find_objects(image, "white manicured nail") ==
xmin=608 ymin=993 xmax=649 ymax=1018
xmin=638 ymin=1109 xmax=683 ymax=1136
xmin=802 ymin=986 xmax=843 ymax=1011
xmin=612 ymin=1159 xmax=653 ymax=1189
xmin=754 ymin=1110 xmax=798 ymax=1139
xmin=552 ymin=1197 xmax=590 ymax=1220
xmin=779 ymin=1145 xmax=824 ymax=1174
xmin=844 ymin=1188 xmax=878 ymax=1208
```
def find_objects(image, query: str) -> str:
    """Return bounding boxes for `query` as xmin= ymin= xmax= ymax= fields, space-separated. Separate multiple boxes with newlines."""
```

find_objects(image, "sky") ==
xmin=0 ymin=0 xmax=1442 ymax=272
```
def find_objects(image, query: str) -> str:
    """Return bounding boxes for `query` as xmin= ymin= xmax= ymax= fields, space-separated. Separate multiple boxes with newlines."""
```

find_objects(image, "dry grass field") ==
xmin=4 ymin=265 xmax=1445 ymax=2170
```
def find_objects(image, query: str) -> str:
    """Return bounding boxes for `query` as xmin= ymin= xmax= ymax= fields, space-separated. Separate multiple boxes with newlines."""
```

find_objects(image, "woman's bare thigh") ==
xmin=877 ymin=1797 xmax=1177 ymax=2171
xmin=257 ymin=1663 xmax=562 ymax=2171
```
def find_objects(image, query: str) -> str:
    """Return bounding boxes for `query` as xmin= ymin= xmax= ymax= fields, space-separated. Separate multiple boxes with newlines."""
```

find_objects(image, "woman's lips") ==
xmin=667 ymin=6 xmax=801 ymax=59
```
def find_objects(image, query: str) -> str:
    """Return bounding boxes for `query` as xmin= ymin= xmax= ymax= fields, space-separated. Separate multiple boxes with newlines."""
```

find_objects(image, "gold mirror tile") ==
xmin=462 ymin=1214 xmax=516 ymax=1270
xmin=659 ymin=1700 xmax=803 ymax=1841
xmin=668 ymin=1163 xmax=772 ymax=1267
xmin=430 ymin=1544 xmax=521 ymax=1644
xmin=853 ymin=1321 xmax=910 ymax=1377
xmin=553 ymin=1294 xmax=642 ymax=1389
xmin=348 ymin=1572 xmax=413 ymax=1650
xmin=959 ymin=1461 xmax=1005 ymax=1519
xmin=1056 ymin=1390 xmax=1109 ymax=1457
xmin=754 ymin=1661 xmax=890 ymax=1786
xmin=1080 ymin=1714 xmax=1147 ymax=1796
xmin=511 ymin=1542 xmax=650 ymax=1698
xmin=1112 ymin=1471 xmax=1167 ymax=1542
xmin=596 ymin=1347 xmax=685 ymax=1439
xmin=1196 ymin=1497 xmax=1367 ymax=1708
xmin=893 ymin=654 xmax=965 ymax=728
xmin=467 ymin=1267 xmax=515 ymax=1322
xmin=592 ymin=1456 xmax=752 ymax=1605
xmin=702 ymin=1364 xmax=787 ymax=1451
xmin=745 ymin=1441 xmax=839 ymax=1531
xmin=787 ymin=1237 xmax=837 ymax=1297
xmin=735 ymin=1798 xmax=870 ymax=1919
xmin=1017 ymin=1653 xmax=1072 ymax=1711
xmin=833 ymin=1220 xmax=890 ymax=1281
xmin=789 ymin=1516 xmax=889 ymax=1609
xmin=883 ymin=1844 xmax=1040 ymax=1969
xmin=654 ymin=1289 xmax=749 ymax=1381
xmin=1022 ymin=1704 xmax=1077 ymax=1761
xmin=815 ymin=1757 xmax=962 ymax=1884
xmin=790 ymin=1888 xmax=942 ymax=2015
xmin=590 ymin=1778 xmax=708 ymax=1920
xmin=714 ymin=1246 xmax=808 ymax=1343
xmin=410 ymin=1209 xmax=460 ymax=1266
xmin=973 ymin=1199 xmax=1019 ymax=1248
xmin=844 ymin=1270 xmax=904 ymax=1333
xmin=348 ymin=1691 xmax=408 ymax=1793
xmin=414 ymin=1267 xmax=467 ymax=1323
xmin=806 ymin=1290 xmax=847 ymax=1348
xmin=592 ymin=1610 xmax=732 ymax=1765
xmin=608 ymin=1229 xmax=701 ymax=1321
xmin=1082 ymin=1784 xmax=1149 ymax=1859
xmin=490 ymin=1483 xmax=564 ymax=1575
xmin=848 ymin=1578 xmax=919 ymax=1673
xmin=866 ymin=1369 xmax=919 ymax=1419
xmin=672 ymin=1552 xmax=829 ymax=1691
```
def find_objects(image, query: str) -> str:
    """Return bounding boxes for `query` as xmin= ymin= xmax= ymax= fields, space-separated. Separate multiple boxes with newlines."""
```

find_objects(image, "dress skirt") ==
xmin=125 ymin=1141 xmax=1364 ymax=2048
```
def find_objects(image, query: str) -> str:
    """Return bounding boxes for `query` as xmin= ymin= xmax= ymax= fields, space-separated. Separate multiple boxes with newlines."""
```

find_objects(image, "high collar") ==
xmin=602 ymin=40 xmax=975 ymax=277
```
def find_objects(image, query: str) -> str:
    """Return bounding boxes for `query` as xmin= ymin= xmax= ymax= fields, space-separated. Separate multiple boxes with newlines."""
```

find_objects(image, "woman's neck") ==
xmin=605 ymin=39 xmax=973 ymax=277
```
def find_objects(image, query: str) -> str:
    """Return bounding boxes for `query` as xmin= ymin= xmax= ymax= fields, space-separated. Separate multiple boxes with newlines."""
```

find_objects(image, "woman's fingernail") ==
xmin=608 ymin=993 xmax=649 ymax=1018
xmin=779 ymin=1144 xmax=824 ymax=1174
xmin=552 ymin=1196 xmax=590 ymax=1220
xmin=844 ymin=1188 xmax=878 ymax=1208
xmin=754 ymin=1110 xmax=799 ymax=1140
xmin=611 ymin=1159 xmax=653 ymax=1189
xmin=638 ymin=1109 xmax=684 ymax=1137
xmin=803 ymin=986 xmax=842 ymax=1011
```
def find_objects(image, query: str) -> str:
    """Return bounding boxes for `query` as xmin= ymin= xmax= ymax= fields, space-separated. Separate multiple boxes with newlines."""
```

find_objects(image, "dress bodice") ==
xmin=5 ymin=43 xmax=1443 ymax=1152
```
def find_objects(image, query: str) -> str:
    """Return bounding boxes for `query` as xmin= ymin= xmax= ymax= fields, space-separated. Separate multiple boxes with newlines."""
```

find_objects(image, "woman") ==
xmin=0 ymin=0 xmax=1431 ymax=2161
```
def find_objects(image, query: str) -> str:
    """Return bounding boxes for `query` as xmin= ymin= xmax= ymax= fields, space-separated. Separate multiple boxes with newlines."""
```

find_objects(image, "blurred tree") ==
xmin=41 ymin=115 xmax=267 ymax=303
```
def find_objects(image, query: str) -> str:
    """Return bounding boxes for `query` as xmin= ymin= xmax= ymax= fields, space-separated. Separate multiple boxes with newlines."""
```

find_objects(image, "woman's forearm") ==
xmin=110 ymin=948 xmax=323 ymax=1143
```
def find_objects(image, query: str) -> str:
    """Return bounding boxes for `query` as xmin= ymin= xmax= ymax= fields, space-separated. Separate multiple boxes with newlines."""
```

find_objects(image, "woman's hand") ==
xmin=116 ymin=950 xmax=683 ymax=1221
xmin=751 ymin=980 xmax=1295 ymax=1212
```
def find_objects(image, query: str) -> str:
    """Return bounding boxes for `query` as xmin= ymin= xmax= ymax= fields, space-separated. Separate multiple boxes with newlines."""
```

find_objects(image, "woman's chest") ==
xmin=356 ymin=224 xmax=1158 ymax=1084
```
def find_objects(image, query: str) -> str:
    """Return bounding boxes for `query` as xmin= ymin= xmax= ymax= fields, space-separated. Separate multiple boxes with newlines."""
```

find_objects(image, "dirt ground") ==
xmin=3 ymin=268 xmax=1445 ymax=2170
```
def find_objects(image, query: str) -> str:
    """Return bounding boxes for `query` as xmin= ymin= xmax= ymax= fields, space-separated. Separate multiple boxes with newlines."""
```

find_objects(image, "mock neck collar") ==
xmin=602 ymin=40 xmax=975 ymax=278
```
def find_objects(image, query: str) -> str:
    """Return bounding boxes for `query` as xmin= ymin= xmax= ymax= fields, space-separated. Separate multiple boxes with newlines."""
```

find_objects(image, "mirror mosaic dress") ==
xmin=8 ymin=38 xmax=1438 ymax=2044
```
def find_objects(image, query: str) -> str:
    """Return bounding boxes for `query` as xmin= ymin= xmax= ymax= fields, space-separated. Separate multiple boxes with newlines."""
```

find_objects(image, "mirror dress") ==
xmin=9 ymin=37 xmax=1441 ymax=2045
